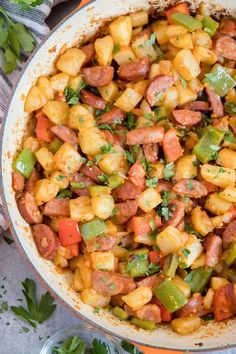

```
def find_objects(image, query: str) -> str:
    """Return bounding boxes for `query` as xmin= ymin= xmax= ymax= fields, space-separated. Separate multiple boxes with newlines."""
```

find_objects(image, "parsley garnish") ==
xmin=11 ymin=279 xmax=56 ymax=328
xmin=182 ymin=248 xmax=191 ymax=258
xmin=96 ymin=124 xmax=114 ymax=134
xmin=225 ymin=101 xmax=236 ymax=115
xmin=100 ymin=143 xmax=113 ymax=154
xmin=98 ymin=173 xmax=109 ymax=184
xmin=186 ymin=179 xmax=194 ymax=190
xmin=10 ymin=0 xmax=43 ymax=10
xmin=112 ymin=43 xmax=120 ymax=54
xmin=70 ymin=182 xmax=85 ymax=189
xmin=163 ymin=162 xmax=175 ymax=180
xmin=146 ymin=32 xmax=156 ymax=47
xmin=111 ymin=207 xmax=119 ymax=216
xmin=93 ymin=307 xmax=100 ymax=314
xmin=64 ymin=81 xmax=87 ymax=105
xmin=158 ymin=206 xmax=173 ymax=221
xmin=147 ymin=262 xmax=160 ymax=275
xmin=224 ymin=131 xmax=236 ymax=144
xmin=56 ymin=175 xmax=66 ymax=181
xmin=146 ymin=176 xmax=158 ymax=188
xmin=149 ymin=218 xmax=156 ymax=231
xmin=125 ymin=150 xmax=135 ymax=164
xmin=52 ymin=336 xmax=87 ymax=354
xmin=121 ymin=340 xmax=144 ymax=354
xmin=184 ymin=222 xmax=201 ymax=237
xmin=179 ymin=75 xmax=187 ymax=88
xmin=56 ymin=189 xmax=72 ymax=199
xmin=124 ymin=112 xmax=137 ymax=130
xmin=95 ymin=104 xmax=110 ymax=117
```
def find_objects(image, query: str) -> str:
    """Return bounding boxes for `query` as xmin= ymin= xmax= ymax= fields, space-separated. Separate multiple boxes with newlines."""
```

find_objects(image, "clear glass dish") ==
xmin=40 ymin=323 xmax=123 ymax=354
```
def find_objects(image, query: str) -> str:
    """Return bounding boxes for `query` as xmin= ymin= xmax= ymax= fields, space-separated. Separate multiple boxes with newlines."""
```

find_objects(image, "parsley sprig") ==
xmin=10 ymin=0 xmax=43 ymax=10
xmin=64 ymin=81 xmax=87 ymax=105
xmin=52 ymin=336 xmax=110 ymax=354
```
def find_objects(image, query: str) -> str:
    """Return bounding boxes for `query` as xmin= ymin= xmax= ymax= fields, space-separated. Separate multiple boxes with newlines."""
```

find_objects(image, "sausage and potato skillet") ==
xmin=12 ymin=1 xmax=236 ymax=335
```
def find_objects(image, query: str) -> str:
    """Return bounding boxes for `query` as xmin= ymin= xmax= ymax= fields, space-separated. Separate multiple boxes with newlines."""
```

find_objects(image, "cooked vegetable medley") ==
xmin=13 ymin=2 xmax=236 ymax=334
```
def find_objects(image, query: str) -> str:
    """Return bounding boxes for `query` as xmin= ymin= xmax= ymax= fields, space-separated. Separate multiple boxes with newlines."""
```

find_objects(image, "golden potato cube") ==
xmin=176 ymin=83 xmax=197 ymax=106
xmin=203 ymin=288 xmax=215 ymax=310
xmin=166 ymin=25 xmax=188 ymax=38
xmin=37 ymin=76 xmax=54 ymax=100
xmin=193 ymin=46 xmax=217 ymax=65
xmin=149 ymin=163 xmax=164 ymax=179
xmin=74 ymin=268 xmax=84 ymax=291
xmin=191 ymin=253 xmax=205 ymax=269
xmin=156 ymin=226 xmax=188 ymax=256
xmin=68 ymin=75 xmax=84 ymax=91
xmin=95 ymin=35 xmax=114 ymax=66
xmin=54 ymin=143 xmax=83 ymax=175
xmin=91 ymin=251 xmax=118 ymax=271
xmin=80 ymin=288 xmax=111 ymax=307
xmin=169 ymin=33 xmax=193 ymax=49
xmin=23 ymin=137 xmax=40 ymax=153
xmin=192 ymin=30 xmax=212 ymax=48
xmin=173 ymin=49 xmax=201 ymax=81
xmin=131 ymin=34 xmax=157 ymax=62
xmin=134 ymin=234 xmax=156 ymax=246
xmin=205 ymin=193 xmax=232 ymax=215
xmin=122 ymin=286 xmax=152 ymax=310
xmin=130 ymin=11 xmax=148 ymax=27
xmin=68 ymin=104 xmax=95 ymax=131
xmin=151 ymin=20 xmax=169 ymax=45
xmin=50 ymin=73 xmax=70 ymax=92
xmin=115 ymin=87 xmax=142 ymax=112
xmin=57 ymin=47 xmax=86 ymax=76
xmin=134 ymin=80 xmax=148 ymax=96
xmin=220 ymin=187 xmax=236 ymax=202
xmin=174 ymin=155 xmax=197 ymax=181
xmin=35 ymin=147 xmax=54 ymax=174
xmin=98 ymin=81 xmax=119 ymax=102
xmin=50 ymin=171 xmax=69 ymax=189
xmin=91 ymin=194 xmax=115 ymax=219
xmin=70 ymin=196 xmax=94 ymax=222
xmin=79 ymin=127 xmax=107 ymax=156
xmin=109 ymin=16 xmax=132 ymax=45
xmin=24 ymin=86 xmax=47 ymax=113
xmin=34 ymin=179 xmax=59 ymax=205
xmin=138 ymin=188 xmax=162 ymax=213
xmin=42 ymin=100 xmax=69 ymax=125
xmin=172 ymin=275 xmax=191 ymax=298
xmin=171 ymin=316 xmax=201 ymax=335
xmin=191 ymin=206 xmax=214 ymax=236
xmin=187 ymin=78 xmax=204 ymax=94
xmin=216 ymin=148 xmax=236 ymax=169
xmin=162 ymin=86 xmax=179 ymax=109
xmin=179 ymin=235 xmax=203 ymax=268
xmin=98 ymin=145 xmax=128 ymax=175
xmin=200 ymin=163 xmax=236 ymax=188
xmin=211 ymin=277 xmax=229 ymax=291
xmin=149 ymin=63 xmax=160 ymax=79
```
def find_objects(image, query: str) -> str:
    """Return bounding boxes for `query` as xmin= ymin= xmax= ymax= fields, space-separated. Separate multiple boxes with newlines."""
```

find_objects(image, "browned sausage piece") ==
xmin=18 ymin=191 xmax=43 ymax=224
xmin=80 ymin=164 xmax=102 ymax=183
xmin=92 ymin=270 xmax=136 ymax=296
xmin=142 ymin=143 xmax=158 ymax=163
xmin=70 ymin=173 xmax=93 ymax=196
xmin=156 ymin=180 xmax=172 ymax=193
xmin=51 ymin=125 xmax=78 ymax=145
xmin=176 ymin=294 xmax=203 ymax=318
xmin=112 ymin=180 xmax=141 ymax=201
xmin=81 ymin=43 xmax=96 ymax=66
xmin=112 ymin=200 xmax=138 ymax=224
xmin=136 ymin=304 xmax=161 ymax=324
xmin=12 ymin=171 xmax=25 ymax=192
xmin=97 ymin=107 xmax=126 ymax=125
xmin=184 ymin=101 xmax=211 ymax=112
xmin=43 ymin=198 xmax=70 ymax=217
xmin=204 ymin=234 xmax=222 ymax=267
xmin=173 ymin=179 xmax=208 ymax=198
xmin=172 ymin=109 xmax=202 ymax=128
xmin=25 ymin=168 xmax=40 ymax=194
xmin=213 ymin=35 xmax=236 ymax=61
xmin=137 ymin=274 xmax=163 ymax=289
xmin=132 ymin=26 xmax=152 ymax=40
xmin=223 ymin=219 xmax=236 ymax=248
xmin=85 ymin=235 xmax=116 ymax=252
xmin=118 ymin=56 xmax=150 ymax=82
xmin=127 ymin=126 xmax=164 ymax=145
xmin=81 ymin=90 xmax=106 ymax=110
xmin=145 ymin=75 xmax=175 ymax=106
xmin=32 ymin=224 xmax=59 ymax=260
xmin=219 ymin=19 xmax=236 ymax=37
xmin=165 ymin=199 xmax=185 ymax=227
xmin=206 ymin=87 xmax=224 ymax=118
xmin=82 ymin=66 xmax=114 ymax=87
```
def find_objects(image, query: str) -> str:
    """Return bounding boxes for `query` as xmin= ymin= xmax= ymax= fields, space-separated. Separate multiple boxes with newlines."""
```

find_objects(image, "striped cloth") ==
xmin=0 ymin=0 xmax=68 ymax=234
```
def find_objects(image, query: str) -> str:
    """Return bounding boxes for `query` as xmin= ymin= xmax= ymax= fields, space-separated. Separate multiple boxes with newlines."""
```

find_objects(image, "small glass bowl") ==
xmin=40 ymin=323 xmax=123 ymax=354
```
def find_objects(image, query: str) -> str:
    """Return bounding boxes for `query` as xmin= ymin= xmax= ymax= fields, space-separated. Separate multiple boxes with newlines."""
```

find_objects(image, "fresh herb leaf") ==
xmin=186 ymin=179 xmax=194 ymax=190
xmin=184 ymin=222 xmax=201 ymax=238
xmin=96 ymin=124 xmax=114 ymax=134
xmin=0 ymin=301 xmax=8 ymax=313
xmin=149 ymin=218 xmax=156 ymax=231
xmin=98 ymin=173 xmax=109 ymax=184
xmin=56 ymin=175 xmax=66 ymax=181
xmin=100 ymin=143 xmax=113 ymax=154
xmin=93 ymin=306 xmax=100 ymax=314
xmin=121 ymin=340 xmax=144 ymax=354
xmin=124 ymin=112 xmax=137 ymax=130
xmin=10 ymin=0 xmax=43 ymax=10
xmin=94 ymin=154 xmax=102 ymax=164
xmin=112 ymin=43 xmax=120 ymax=54
xmin=125 ymin=150 xmax=135 ymax=164
xmin=52 ymin=335 xmax=87 ymax=354
xmin=146 ymin=176 xmax=158 ymax=188
xmin=225 ymin=101 xmax=236 ymax=115
xmin=111 ymin=207 xmax=119 ymax=217
xmin=22 ymin=326 xmax=30 ymax=333
xmin=163 ymin=162 xmax=175 ymax=180
xmin=95 ymin=104 xmax=110 ymax=117
xmin=224 ymin=131 xmax=236 ymax=144
xmin=158 ymin=206 xmax=173 ymax=221
xmin=86 ymin=160 xmax=94 ymax=167
xmin=161 ymin=190 xmax=171 ymax=207
xmin=179 ymin=76 xmax=187 ymax=88
xmin=90 ymin=338 xmax=109 ymax=354
xmin=64 ymin=81 xmax=87 ymax=105
xmin=182 ymin=248 xmax=191 ymax=258
xmin=70 ymin=182 xmax=85 ymax=189
xmin=56 ymin=189 xmax=72 ymax=199
xmin=148 ymin=262 xmax=160 ymax=275
xmin=146 ymin=32 xmax=156 ymax=47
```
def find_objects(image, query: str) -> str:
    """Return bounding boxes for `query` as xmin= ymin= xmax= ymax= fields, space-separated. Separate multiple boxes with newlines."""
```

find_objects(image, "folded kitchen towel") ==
xmin=0 ymin=0 xmax=69 ymax=233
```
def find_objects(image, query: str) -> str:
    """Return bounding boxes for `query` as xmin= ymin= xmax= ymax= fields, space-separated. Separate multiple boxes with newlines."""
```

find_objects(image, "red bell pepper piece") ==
xmin=66 ymin=243 xmax=79 ymax=257
xmin=166 ymin=2 xmax=190 ymax=24
xmin=59 ymin=219 xmax=82 ymax=246
xmin=149 ymin=251 xmax=162 ymax=264
xmin=36 ymin=114 xmax=53 ymax=143
xmin=151 ymin=297 xmax=172 ymax=322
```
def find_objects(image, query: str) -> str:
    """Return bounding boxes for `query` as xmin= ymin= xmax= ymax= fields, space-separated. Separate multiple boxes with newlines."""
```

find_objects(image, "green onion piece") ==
xmin=171 ymin=13 xmax=202 ymax=32
xmin=13 ymin=148 xmax=36 ymax=178
xmin=113 ymin=307 xmax=129 ymax=320
xmin=108 ymin=173 xmax=124 ymax=189
xmin=203 ymin=64 xmax=236 ymax=97
xmin=163 ymin=253 xmax=179 ymax=278
xmin=70 ymin=182 xmax=85 ymax=189
xmin=193 ymin=126 xmax=225 ymax=163
xmin=126 ymin=248 xmax=149 ymax=277
xmin=184 ymin=267 xmax=212 ymax=293
xmin=48 ymin=138 xmax=63 ymax=154
xmin=56 ymin=189 xmax=72 ymax=199
xmin=131 ymin=317 xmax=156 ymax=330
xmin=81 ymin=219 xmax=106 ymax=240
xmin=225 ymin=242 xmax=236 ymax=265
xmin=202 ymin=16 xmax=219 ymax=36
xmin=154 ymin=280 xmax=187 ymax=313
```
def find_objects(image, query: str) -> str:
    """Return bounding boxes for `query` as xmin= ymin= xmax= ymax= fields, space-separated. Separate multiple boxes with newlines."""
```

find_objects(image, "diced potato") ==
xmin=149 ymin=163 xmax=164 ymax=179
xmin=176 ymin=83 xmax=197 ymax=106
xmin=162 ymin=86 xmax=179 ymax=109
xmin=166 ymin=44 xmax=181 ymax=60
xmin=95 ymin=35 xmax=114 ymax=66
xmin=185 ymin=132 xmax=199 ymax=150
xmin=179 ymin=235 xmax=203 ymax=268
xmin=54 ymin=143 xmax=83 ymax=175
xmin=203 ymin=288 xmax=214 ymax=310
xmin=49 ymin=171 xmax=69 ymax=189
xmin=172 ymin=275 xmax=191 ymax=298
xmin=136 ymin=115 xmax=153 ymax=128
xmin=174 ymin=155 xmax=197 ymax=181
xmin=216 ymin=148 xmax=236 ymax=169
xmin=169 ymin=33 xmax=193 ymax=49
xmin=79 ymin=127 xmax=107 ymax=156
xmin=57 ymin=48 xmax=86 ymax=76
xmin=205 ymin=193 xmax=232 ymax=215
xmin=131 ymin=34 xmax=157 ymax=62
xmin=173 ymin=49 xmax=201 ymax=81
xmin=25 ymin=86 xmax=47 ymax=113
xmin=50 ymin=73 xmax=70 ymax=92
xmin=109 ymin=16 xmax=132 ymax=45
xmin=35 ymin=147 xmax=54 ymax=174
xmin=113 ymin=45 xmax=136 ymax=65
xmin=149 ymin=63 xmax=160 ymax=79
xmin=171 ymin=316 xmax=201 ymax=335
xmin=74 ymin=264 xmax=92 ymax=291
xmin=122 ymin=286 xmax=152 ymax=310
xmin=211 ymin=277 xmax=229 ymax=291
xmin=111 ymin=245 xmax=128 ymax=259
xmin=156 ymin=226 xmax=188 ymax=256
xmin=68 ymin=104 xmax=95 ymax=131
xmin=225 ymin=88 xmax=236 ymax=104
xmin=68 ymin=75 xmax=84 ymax=91
xmin=98 ymin=145 xmax=127 ymax=175
xmin=37 ymin=76 xmax=54 ymax=100
xmin=132 ymin=27 xmax=143 ymax=38
xmin=42 ymin=100 xmax=69 ymax=125
xmin=69 ymin=254 xmax=91 ymax=271
xmin=80 ymin=288 xmax=111 ymax=307
xmin=191 ymin=206 xmax=214 ymax=236
xmin=115 ymin=87 xmax=142 ymax=112
xmin=91 ymin=194 xmax=115 ymax=219
xmin=166 ymin=25 xmax=188 ymax=38
xmin=220 ymin=187 xmax=236 ymax=202
xmin=34 ymin=179 xmax=59 ymax=205
xmin=191 ymin=253 xmax=205 ymax=269
xmin=152 ymin=20 xmax=169 ymax=45
xmin=138 ymin=188 xmax=162 ymax=213
xmin=134 ymin=80 xmax=148 ymax=96
xmin=70 ymin=196 xmax=94 ymax=222
xmin=187 ymin=78 xmax=204 ymax=93
xmin=104 ymin=220 xmax=117 ymax=235
xmin=192 ymin=30 xmax=212 ymax=48
xmin=98 ymin=81 xmax=119 ymax=102
xmin=130 ymin=11 xmax=148 ymax=27
xmin=23 ymin=137 xmax=40 ymax=153
xmin=91 ymin=251 xmax=118 ymax=271
xmin=193 ymin=46 xmax=217 ymax=65
xmin=201 ymin=164 xmax=236 ymax=188
xmin=134 ymin=233 xmax=155 ymax=246
xmin=74 ymin=268 xmax=84 ymax=291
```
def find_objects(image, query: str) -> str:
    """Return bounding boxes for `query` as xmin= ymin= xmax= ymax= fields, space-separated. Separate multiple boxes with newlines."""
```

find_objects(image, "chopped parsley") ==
xmin=93 ymin=306 xmax=100 ymax=314
xmin=96 ymin=124 xmax=114 ymax=134
xmin=100 ymin=142 xmax=113 ymax=154
xmin=182 ymin=248 xmax=191 ymax=258
xmin=95 ymin=104 xmax=110 ymax=117
xmin=112 ymin=43 xmax=120 ymax=54
xmin=125 ymin=150 xmax=135 ymax=164
xmin=121 ymin=341 xmax=144 ymax=354
xmin=158 ymin=206 xmax=173 ymax=221
xmin=147 ymin=262 xmax=160 ymax=275
xmin=163 ymin=162 xmax=175 ymax=180
xmin=56 ymin=175 xmax=66 ymax=181
xmin=98 ymin=173 xmax=109 ymax=184
xmin=149 ymin=218 xmax=156 ymax=231
xmin=70 ymin=182 xmax=85 ymax=189
xmin=56 ymin=189 xmax=72 ymax=199
xmin=186 ymin=179 xmax=194 ymax=190
xmin=146 ymin=32 xmax=156 ymax=47
xmin=64 ymin=81 xmax=87 ymax=105
xmin=146 ymin=176 xmax=158 ymax=188
xmin=184 ymin=222 xmax=201 ymax=238
xmin=124 ymin=112 xmax=137 ymax=130
xmin=225 ymin=101 xmax=236 ymax=115
xmin=179 ymin=75 xmax=187 ymax=88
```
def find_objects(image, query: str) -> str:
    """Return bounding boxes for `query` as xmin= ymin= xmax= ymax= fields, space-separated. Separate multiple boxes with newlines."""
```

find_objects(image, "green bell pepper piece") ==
xmin=113 ymin=307 xmax=129 ymax=320
xmin=81 ymin=219 xmax=106 ymax=240
xmin=202 ymin=16 xmax=219 ymax=36
xmin=89 ymin=185 xmax=111 ymax=196
xmin=163 ymin=253 xmax=179 ymax=278
xmin=126 ymin=248 xmax=149 ymax=277
xmin=171 ymin=13 xmax=202 ymax=32
xmin=108 ymin=173 xmax=124 ymax=189
xmin=225 ymin=242 xmax=236 ymax=265
xmin=48 ymin=138 xmax=63 ymax=154
xmin=13 ymin=148 xmax=36 ymax=178
xmin=204 ymin=64 xmax=236 ymax=97
xmin=184 ymin=267 xmax=212 ymax=293
xmin=131 ymin=317 xmax=156 ymax=330
xmin=154 ymin=280 xmax=187 ymax=313
xmin=193 ymin=126 xmax=225 ymax=163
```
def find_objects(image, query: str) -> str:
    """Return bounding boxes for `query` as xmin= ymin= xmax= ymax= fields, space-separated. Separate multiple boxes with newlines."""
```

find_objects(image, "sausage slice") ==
xmin=112 ymin=200 xmax=138 ymax=224
xmin=172 ymin=109 xmax=202 ymax=128
xmin=51 ymin=125 xmax=78 ymax=145
xmin=206 ymin=87 xmax=224 ymax=118
xmin=219 ymin=18 xmax=236 ymax=37
xmin=43 ymin=198 xmax=70 ymax=217
xmin=12 ymin=171 xmax=25 ymax=192
xmin=184 ymin=101 xmax=210 ymax=112
xmin=145 ymin=75 xmax=175 ymax=106
xmin=33 ymin=224 xmax=59 ymax=260
xmin=223 ymin=219 xmax=236 ymax=248
xmin=173 ymin=179 xmax=208 ymax=198
xmin=204 ymin=234 xmax=222 ymax=267
xmin=83 ymin=66 xmax=114 ymax=87
xmin=127 ymin=126 xmax=164 ymax=145
xmin=118 ymin=56 xmax=150 ymax=82
xmin=142 ymin=143 xmax=158 ymax=163
xmin=112 ymin=180 xmax=141 ymax=201
xmin=81 ymin=90 xmax=106 ymax=110
xmin=213 ymin=35 xmax=236 ymax=61
xmin=97 ymin=107 xmax=125 ymax=125
xmin=25 ymin=168 xmax=40 ymax=193
xmin=18 ymin=191 xmax=43 ymax=224
xmin=163 ymin=128 xmax=183 ymax=163
xmin=92 ymin=270 xmax=136 ymax=296
xmin=80 ymin=164 xmax=102 ymax=183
